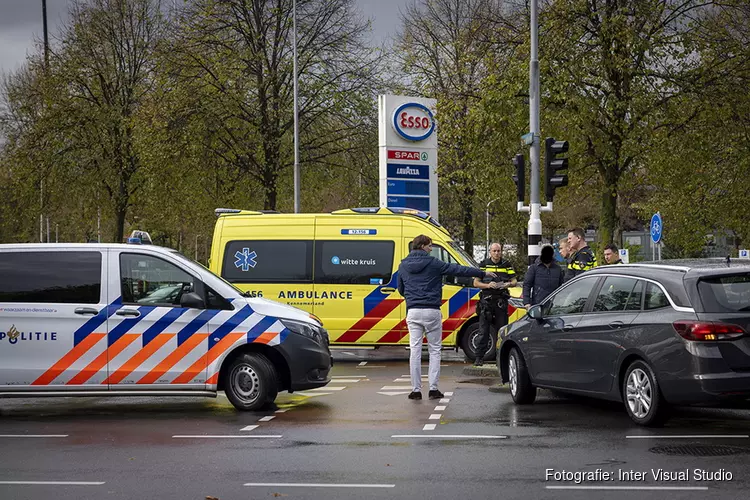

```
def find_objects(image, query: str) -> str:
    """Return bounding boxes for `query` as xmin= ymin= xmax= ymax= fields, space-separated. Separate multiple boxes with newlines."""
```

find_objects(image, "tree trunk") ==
xmin=598 ymin=167 xmax=618 ymax=255
xmin=461 ymin=185 xmax=475 ymax=254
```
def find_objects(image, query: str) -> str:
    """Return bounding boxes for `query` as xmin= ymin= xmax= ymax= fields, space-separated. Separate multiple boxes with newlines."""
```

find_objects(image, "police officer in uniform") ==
xmin=472 ymin=243 xmax=516 ymax=366
xmin=565 ymin=227 xmax=598 ymax=282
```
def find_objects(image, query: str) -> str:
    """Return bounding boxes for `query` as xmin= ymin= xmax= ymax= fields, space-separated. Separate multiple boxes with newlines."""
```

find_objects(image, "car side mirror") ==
xmin=180 ymin=291 xmax=205 ymax=309
xmin=528 ymin=304 xmax=543 ymax=320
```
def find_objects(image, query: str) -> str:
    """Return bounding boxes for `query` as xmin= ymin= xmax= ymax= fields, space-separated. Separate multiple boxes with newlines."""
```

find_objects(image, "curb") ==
xmin=461 ymin=365 xmax=500 ymax=378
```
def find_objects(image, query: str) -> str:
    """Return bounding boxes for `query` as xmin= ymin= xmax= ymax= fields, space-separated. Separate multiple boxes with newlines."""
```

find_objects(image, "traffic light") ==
xmin=512 ymin=154 xmax=525 ymax=203
xmin=544 ymin=137 xmax=569 ymax=201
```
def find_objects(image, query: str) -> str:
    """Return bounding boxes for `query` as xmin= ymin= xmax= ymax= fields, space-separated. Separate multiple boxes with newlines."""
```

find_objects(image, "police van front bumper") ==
xmin=278 ymin=333 xmax=333 ymax=391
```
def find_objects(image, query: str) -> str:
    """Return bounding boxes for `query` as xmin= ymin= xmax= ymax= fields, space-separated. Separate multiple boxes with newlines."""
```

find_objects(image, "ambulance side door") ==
xmin=106 ymin=249 xmax=210 ymax=389
xmin=313 ymin=219 xmax=403 ymax=345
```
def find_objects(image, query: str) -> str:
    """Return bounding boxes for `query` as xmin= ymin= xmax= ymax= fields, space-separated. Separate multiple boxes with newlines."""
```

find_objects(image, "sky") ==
xmin=0 ymin=0 xmax=407 ymax=75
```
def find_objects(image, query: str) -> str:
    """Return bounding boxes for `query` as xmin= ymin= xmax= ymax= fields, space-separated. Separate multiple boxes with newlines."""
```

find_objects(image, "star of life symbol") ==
xmin=234 ymin=248 xmax=258 ymax=271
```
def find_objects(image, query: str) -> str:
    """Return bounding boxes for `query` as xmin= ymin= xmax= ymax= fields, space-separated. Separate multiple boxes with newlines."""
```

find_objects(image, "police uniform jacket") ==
xmin=478 ymin=258 xmax=515 ymax=298
xmin=564 ymin=245 xmax=597 ymax=282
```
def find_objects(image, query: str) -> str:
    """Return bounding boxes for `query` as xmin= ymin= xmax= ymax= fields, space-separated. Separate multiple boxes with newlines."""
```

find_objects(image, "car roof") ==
xmin=591 ymin=258 xmax=750 ymax=278
xmin=0 ymin=243 xmax=176 ymax=254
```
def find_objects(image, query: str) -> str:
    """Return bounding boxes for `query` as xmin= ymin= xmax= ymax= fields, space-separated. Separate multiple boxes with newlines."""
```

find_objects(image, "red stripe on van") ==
xmin=335 ymin=299 xmax=402 ymax=343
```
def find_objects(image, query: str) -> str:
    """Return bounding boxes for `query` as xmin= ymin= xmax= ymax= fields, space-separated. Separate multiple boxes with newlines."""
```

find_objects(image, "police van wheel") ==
xmin=225 ymin=353 xmax=278 ymax=411
xmin=461 ymin=323 xmax=496 ymax=362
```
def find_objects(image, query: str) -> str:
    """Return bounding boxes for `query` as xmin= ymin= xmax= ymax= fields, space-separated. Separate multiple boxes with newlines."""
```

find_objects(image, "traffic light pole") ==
xmin=527 ymin=0 xmax=542 ymax=266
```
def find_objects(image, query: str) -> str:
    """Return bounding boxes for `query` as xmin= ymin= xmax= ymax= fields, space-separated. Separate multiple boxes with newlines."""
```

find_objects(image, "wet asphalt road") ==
xmin=1 ymin=348 xmax=750 ymax=500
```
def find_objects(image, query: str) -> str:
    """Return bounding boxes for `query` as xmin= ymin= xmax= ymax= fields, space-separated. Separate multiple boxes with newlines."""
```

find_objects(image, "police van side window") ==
xmin=120 ymin=253 xmax=196 ymax=306
xmin=222 ymin=240 xmax=313 ymax=283
xmin=0 ymin=251 xmax=102 ymax=304
xmin=315 ymin=241 xmax=394 ymax=285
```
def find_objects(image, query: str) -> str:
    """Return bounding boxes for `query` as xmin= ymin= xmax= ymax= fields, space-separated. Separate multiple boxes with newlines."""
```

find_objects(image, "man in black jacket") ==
xmin=397 ymin=234 xmax=495 ymax=400
xmin=523 ymin=245 xmax=564 ymax=308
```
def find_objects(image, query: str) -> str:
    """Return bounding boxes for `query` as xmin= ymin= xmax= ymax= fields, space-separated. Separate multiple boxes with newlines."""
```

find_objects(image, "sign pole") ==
xmin=527 ymin=0 xmax=541 ymax=266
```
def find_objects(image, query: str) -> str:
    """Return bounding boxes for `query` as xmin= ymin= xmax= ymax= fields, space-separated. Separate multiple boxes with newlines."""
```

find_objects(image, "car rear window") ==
xmin=697 ymin=274 xmax=750 ymax=312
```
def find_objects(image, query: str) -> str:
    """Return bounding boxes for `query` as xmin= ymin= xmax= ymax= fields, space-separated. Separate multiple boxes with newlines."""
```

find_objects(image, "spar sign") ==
xmin=378 ymin=95 xmax=439 ymax=219
xmin=392 ymin=102 xmax=436 ymax=142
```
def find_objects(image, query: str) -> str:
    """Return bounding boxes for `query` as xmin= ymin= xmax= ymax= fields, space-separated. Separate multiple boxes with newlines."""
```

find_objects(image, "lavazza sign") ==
xmin=378 ymin=95 xmax=438 ymax=219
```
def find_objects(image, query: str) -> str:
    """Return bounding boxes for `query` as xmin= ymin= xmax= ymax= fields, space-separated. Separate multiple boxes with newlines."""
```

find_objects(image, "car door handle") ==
xmin=74 ymin=307 xmax=99 ymax=316
xmin=116 ymin=309 xmax=140 ymax=318
xmin=380 ymin=287 xmax=396 ymax=294
xmin=609 ymin=321 xmax=625 ymax=329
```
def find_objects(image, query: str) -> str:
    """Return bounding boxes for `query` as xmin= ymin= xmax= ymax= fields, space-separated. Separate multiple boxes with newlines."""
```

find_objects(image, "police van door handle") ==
xmin=74 ymin=307 xmax=99 ymax=315
xmin=116 ymin=308 xmax=141 ymax=318
xmin=380 ymin=287 xmax=396 ymax=294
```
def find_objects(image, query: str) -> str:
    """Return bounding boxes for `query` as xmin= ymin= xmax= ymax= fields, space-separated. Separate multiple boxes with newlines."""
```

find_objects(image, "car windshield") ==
xmin=167 ymin=249 xmax=245 ymax=295
xmin=448 ymin=241 xmax=479 ymax=268
xmin=697 ymin=274 xmax=750 ymax=312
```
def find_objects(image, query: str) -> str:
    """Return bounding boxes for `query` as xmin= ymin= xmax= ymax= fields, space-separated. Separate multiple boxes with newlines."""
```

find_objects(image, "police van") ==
xmin=0 ymin=242 xmax=332 ymax=411
xmin=209 ymin=207 xmax=524 ymax=361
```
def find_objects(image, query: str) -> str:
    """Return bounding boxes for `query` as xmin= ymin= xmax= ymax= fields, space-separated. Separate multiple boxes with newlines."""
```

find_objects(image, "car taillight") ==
xmin=673 ymin=321 xmax=746 ymax=341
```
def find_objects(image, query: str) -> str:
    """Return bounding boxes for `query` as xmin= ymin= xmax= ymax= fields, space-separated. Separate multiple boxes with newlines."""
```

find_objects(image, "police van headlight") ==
xmin=281 ymin=319 xmax=325 ymax=345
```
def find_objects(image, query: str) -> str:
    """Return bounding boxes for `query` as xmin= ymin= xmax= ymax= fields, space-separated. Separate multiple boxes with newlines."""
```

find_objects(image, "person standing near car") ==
xmin=523 ymin=245 xmax=564 ymax=308
xmin=565 ymin=227 xmax=597 ymax=282
xmin=472 ymin=243 xmax=516 ymax=366
xmin=398 ymin=235 xmax=495 ymax=400
xmin=604 ymin=244 xmax=623 ymax=264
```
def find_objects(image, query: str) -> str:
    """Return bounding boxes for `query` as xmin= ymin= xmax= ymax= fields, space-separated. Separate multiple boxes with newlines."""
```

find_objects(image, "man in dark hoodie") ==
xmin=523 ymin=244 xmax=565 ymax=308
xmin=397 ymin=234 xmax=495 ymax=400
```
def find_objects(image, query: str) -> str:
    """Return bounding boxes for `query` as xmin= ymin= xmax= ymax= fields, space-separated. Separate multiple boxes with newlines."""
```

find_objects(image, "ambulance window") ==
xmin=0 ymin=251 xmax=102 ymax=304
xmin=120 ymin=253 xmax=196 ymax=306
xmin=221 ymin=240 xmax=313 ymax=283
xmin=315 ymin=241 xmax=394 ymax=284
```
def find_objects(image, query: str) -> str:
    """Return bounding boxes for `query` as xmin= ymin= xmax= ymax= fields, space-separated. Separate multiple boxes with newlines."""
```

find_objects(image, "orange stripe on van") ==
xmin=32 ymin=333 xmax=107 ymax=386
xmin=253 ymin=331 xmax=278 ymax=345
xmin=375 ymin=319 xmax=408 ymax=344
xmin=171 ymin=332 xmax=244 ymax=385
xmin=67 ymin=334 xmax=139 ymax=385
xmin=137 ymin=333 xmax=207 ymax=385
xmin=206 ymin=372 xmax=219 ymax=385
xmin=335 ymin=299 xmax=402 ymax=343
xmin=103 ymin=333 xmax=175 ymax=385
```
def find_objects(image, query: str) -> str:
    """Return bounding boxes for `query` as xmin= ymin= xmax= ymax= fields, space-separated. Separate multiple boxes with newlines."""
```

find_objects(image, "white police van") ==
xmin=0 ymin=242 xmax=332 ymax=410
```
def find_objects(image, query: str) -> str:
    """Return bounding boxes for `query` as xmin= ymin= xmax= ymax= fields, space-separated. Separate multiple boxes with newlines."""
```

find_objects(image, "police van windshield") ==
xmin=448 ymin=241 xmax=479 ymax=268
xmin=167 ymin=249 xmax=245 ymax=296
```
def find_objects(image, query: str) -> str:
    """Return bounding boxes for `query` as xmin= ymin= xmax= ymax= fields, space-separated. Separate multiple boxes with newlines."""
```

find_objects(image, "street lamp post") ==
xmin=292 ymin=0 xmax=300 ymax=213
xmin=485 ymin=197 xmax=501 ymax=258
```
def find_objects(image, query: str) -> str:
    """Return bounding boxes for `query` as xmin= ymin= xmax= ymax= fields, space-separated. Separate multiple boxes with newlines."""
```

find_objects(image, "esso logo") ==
xmin=392 ymin=103 xmax=435 ymax=142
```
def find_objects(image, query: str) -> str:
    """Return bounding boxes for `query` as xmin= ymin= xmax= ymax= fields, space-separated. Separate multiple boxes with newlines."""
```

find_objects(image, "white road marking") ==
xmin=0 ymin=481 xmax=105 ymax=486
xmin=274 ymin=409 xmax=289 ymax=413
xmin=439 ymin=398 xmax=450 ymax=403
xmin=296 ymin=392 xmax=332 ymax=397
xmin=393 ymin=378 xmax=411 ymax=383
xmin=626 ymin=435 xmax=749 ymax=439
xmin=329 ymin=379 xmax=363 ymax=383
xmin=381 ymin=386 xmax=413 ymax=390
xmin=240 ymin=425 xmax=259 ymax=431
xmin=444 ymin=392 xmax=454 ymax=396
xmin=0 ymin=435 xmax=68 ymax=438
xmin=358 ymin=361 xmax=368 ymax=366
xmin=428 ymin=414 xmax=441 ymax=420
xmin=546 ymin=486 xmax=708 ymax=491
xmin=332 ymin=375 xmax=367 ymax=379
xmin=434 ymin=406 xmax=446 ymax=411
xmin=356 ymin=365 xmax=386 ymax=368
xmin=173 ymin=435 xmax=282 ymax=439
xmin=309 ymin=386 xmax=346 ymax=391
xmin=378 ymin=391 xmax=412 ymax=396
xmin=392 ymin=434 xmax=507 ymax=439
xmin=423 ymin=424 xmax=437 ymax=431
xmin=401 ymin=375 xmax=429 ymax=378
xmin=258 ymin=416 xmax=275 ymax=422
xmin=244 ymin=483 xmax=394 ymax=488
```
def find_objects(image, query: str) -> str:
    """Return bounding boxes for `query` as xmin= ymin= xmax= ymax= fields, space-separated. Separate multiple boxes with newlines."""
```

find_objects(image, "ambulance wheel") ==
xmin=461 ymin=323 xmax=496 ymax=362
xmin=225 ymin=353 xmax=278 ymax=411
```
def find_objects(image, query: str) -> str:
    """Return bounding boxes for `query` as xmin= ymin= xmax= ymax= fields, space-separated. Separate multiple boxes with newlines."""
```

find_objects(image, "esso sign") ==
xmin=392 ymin=102 xmax=435 ymax=142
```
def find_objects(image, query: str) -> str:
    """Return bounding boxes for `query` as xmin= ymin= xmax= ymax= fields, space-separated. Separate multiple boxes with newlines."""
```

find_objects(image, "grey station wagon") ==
xmin=496 ymin=259 xmax=750 ymax=426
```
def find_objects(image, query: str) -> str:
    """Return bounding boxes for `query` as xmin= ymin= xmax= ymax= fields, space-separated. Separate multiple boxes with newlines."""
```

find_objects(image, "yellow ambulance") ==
xmin=209 ymin=207 xmax=524 ymax=361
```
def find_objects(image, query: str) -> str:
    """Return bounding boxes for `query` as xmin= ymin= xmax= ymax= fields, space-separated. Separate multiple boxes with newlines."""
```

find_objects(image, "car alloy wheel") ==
xmin=509 ymin=354 xmax=518 ymax=397
xmin=626 ymin=367 xmax=653 ymax=419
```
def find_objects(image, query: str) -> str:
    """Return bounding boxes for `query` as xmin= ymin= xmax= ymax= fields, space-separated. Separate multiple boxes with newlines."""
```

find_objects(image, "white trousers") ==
xmin=406 ymin=308 xmax=443 ymax=392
